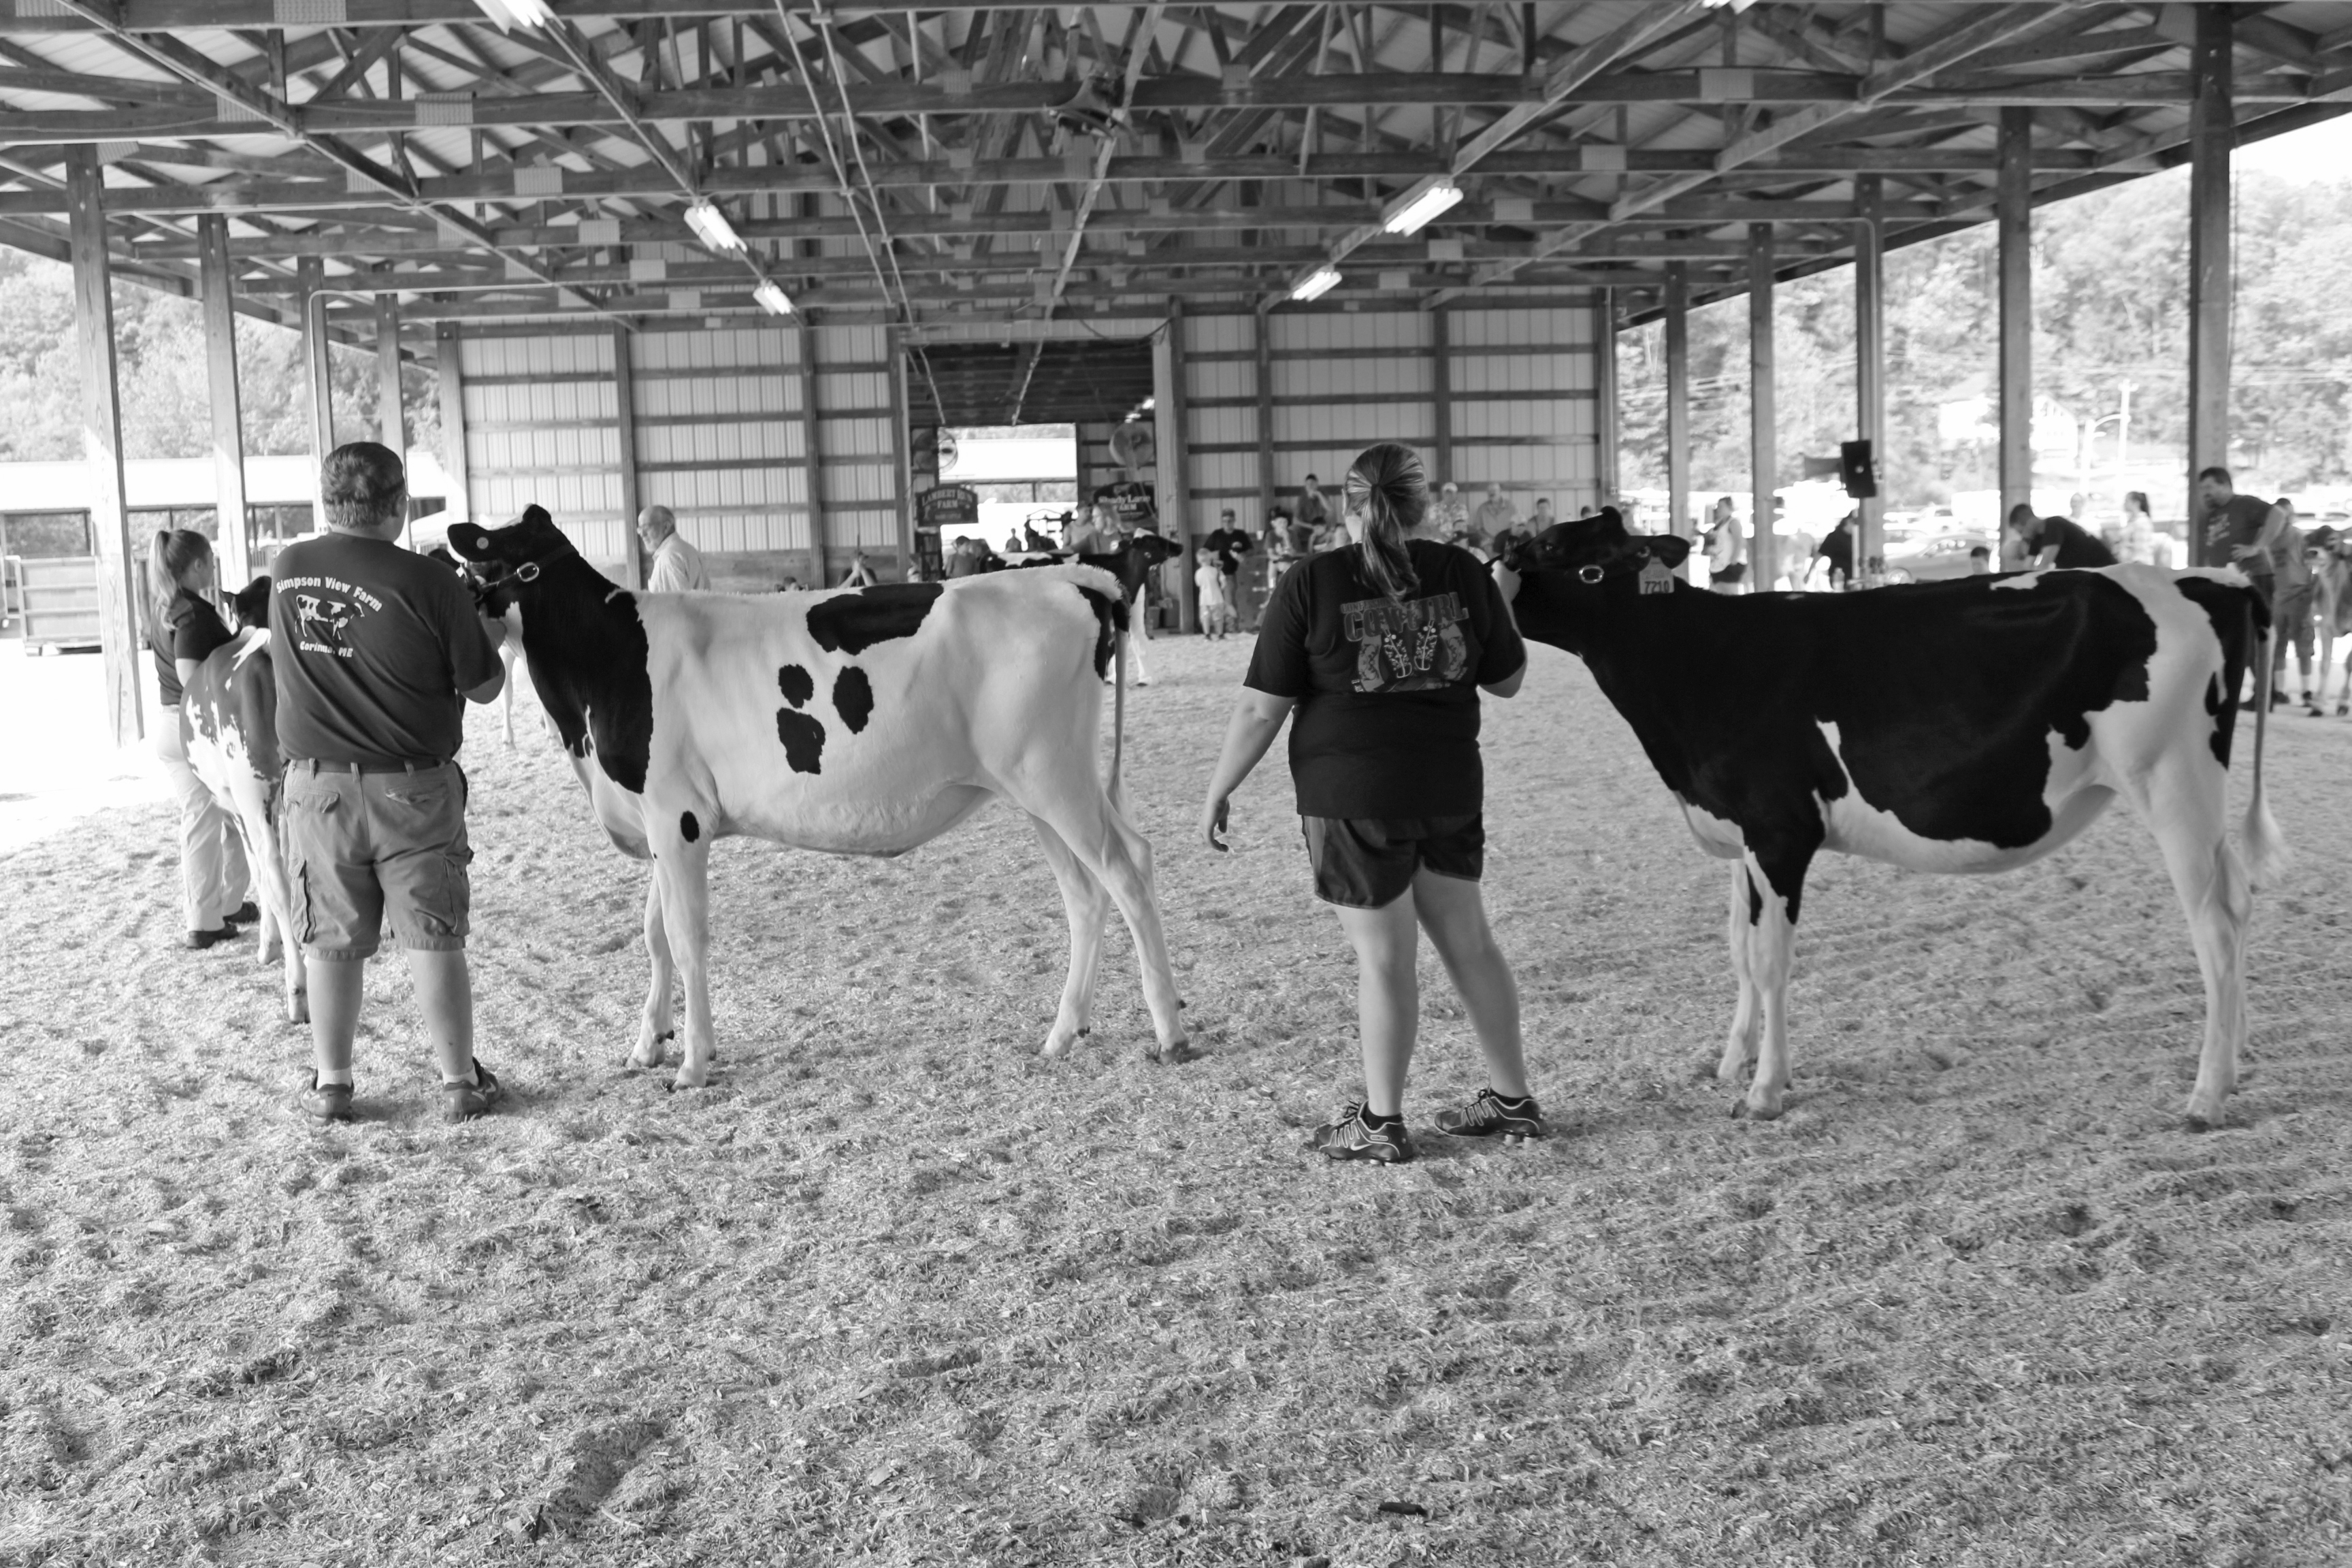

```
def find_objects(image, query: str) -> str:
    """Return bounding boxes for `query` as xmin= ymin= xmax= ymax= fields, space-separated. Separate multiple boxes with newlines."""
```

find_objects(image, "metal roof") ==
xmin=0 ymin=3 xmax=2346 ymax=338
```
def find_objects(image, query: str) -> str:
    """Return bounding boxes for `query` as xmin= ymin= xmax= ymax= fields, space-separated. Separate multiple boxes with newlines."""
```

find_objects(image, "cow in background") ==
xmin=1504 ymin=508 xmax=2284 ymax=1130
xmin=2303 ymin=525 xmax=2352 ymax=714
xmin=449 ymin=506 xmax=1196 ymax=1089
xmin=180 ymin=577 xmax=306 ymax=1022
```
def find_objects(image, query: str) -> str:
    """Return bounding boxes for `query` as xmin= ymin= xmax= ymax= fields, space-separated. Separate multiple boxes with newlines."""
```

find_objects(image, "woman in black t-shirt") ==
xmin=146 ymin=529 xmax=252 ymax=949
xmin=1200 ymin=443 xmax=1538 ymax=1164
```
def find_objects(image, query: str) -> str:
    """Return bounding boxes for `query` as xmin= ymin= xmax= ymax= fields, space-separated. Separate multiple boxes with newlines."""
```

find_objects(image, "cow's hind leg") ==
xmin=1029 ymin=813 xmax=1112 ymax=1058
xmin=1716 ymin=864 xmax=1763 ymax=1085
xmin=234 ymin=791 xmax=305 ymax=1024
xmin=1023 ymin=783 xmax=1194 ymax=1064
xmin=630 ymin=876 xmax=678 ymax=1070
xmin=2142 ymin=766 xmax=2251 ymax=1128
xmin=647 ymin=822 xmax=717 ymax=1089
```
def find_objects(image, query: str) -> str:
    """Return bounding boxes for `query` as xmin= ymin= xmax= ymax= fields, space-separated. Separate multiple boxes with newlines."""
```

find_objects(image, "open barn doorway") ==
xmin=904 ymin=336 xmax=1175 ymax=621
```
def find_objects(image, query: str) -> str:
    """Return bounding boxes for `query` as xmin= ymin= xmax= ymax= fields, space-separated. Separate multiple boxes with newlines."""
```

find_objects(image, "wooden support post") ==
xmin=1664 ymin=263 xmax=1690 ymax=541
xmin=1997 ymin=107 xmax=2034 ymax=538
xmin=797 ymin=324 xmax=827 ymax=586
xmin=1593 ymin=287 xmax=1620 ymax=512
xmin=1854 ymin=172 xmax=1885 ymax=585
xmin=299 ymin=255 xmax=333 ymax=462
xmin=1254 ymin=301 xmax=1275 ymax=534
xmin=374 ymin=288 xmax=404 ymax=457
xmin=434 ymin=323 xmax=470 ymax=531
xmin=66 ymin=144 xmax=142 ymax=747
xmin=1431 ymin=306 xmax=1454 ymax=486
xmin=610 ymin=324 xmax=644 ymax=588
xmin=197 ymin=213 xmax=250 ymax=590
xmin=1747 ymin=223 xmax=1776 ymax=591
xmin=889 ymin=327 xmax=913 ymax=581
xmin=1155 ymin=301 xmax=1194 ymax=633
xmin=2187 ymin=4 xmax=2234 ymax=564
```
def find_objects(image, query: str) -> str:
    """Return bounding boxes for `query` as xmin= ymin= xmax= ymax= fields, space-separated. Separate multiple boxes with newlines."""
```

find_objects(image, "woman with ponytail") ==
xmin=146 ymin=527 xmax=253 ymax=950
xmin=1200 ymin=442 xmax=1539 ymax=1164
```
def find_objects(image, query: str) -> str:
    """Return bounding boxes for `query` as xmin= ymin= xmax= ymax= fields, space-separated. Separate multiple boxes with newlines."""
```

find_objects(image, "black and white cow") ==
xmin=425 ymin=543 xmax=523 ymax=745
xmin=447 ymin=506 xmax=1195 ymax=1088
xmin=1503 ymin=508 xmax=2286 ymax=1128
xmin=179 ymin=576 xmax=306 ymax=1022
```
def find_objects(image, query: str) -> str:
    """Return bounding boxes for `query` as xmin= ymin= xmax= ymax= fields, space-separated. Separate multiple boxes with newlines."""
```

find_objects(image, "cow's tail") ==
xmin=1109 ymin=622 xmax=1129 ymax=817
xmin=2244 ymin=591 xmax=2289 ymax=888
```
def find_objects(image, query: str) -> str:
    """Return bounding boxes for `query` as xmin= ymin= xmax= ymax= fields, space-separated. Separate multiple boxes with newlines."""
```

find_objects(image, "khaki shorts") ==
xmin=281 ymin=760 xmax=472 ymax=961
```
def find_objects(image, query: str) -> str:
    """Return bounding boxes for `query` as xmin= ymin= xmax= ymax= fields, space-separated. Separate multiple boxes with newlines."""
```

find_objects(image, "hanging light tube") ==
xmin=470 ymin=0 xmax=554 ymax=30
xmin=1382 ymin=175 xmax=1464 ymax=237
xmin=1290 ymin=265 xmax=1342 ymax=303
xmin=683 ymin=199 xmax=745 ymax=254
xmin=753 ymin=278 xmax=795 ymax=317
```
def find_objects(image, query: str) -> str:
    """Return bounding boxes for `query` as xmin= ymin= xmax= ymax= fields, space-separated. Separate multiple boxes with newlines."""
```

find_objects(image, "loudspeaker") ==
xmin=1839 ymin=439 xmax=1877 ymax=499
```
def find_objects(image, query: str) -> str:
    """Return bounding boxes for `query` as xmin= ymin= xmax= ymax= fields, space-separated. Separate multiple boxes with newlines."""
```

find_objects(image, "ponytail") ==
xmin=1343 ymin=442 xmax=1426 ymax=602
xmin=146 ymin=527 xmax=212 ymax=642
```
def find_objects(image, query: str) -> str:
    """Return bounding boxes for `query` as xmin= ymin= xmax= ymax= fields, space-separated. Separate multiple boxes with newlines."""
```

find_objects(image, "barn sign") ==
xmin=913 ymin=484 xmax=980 ymax=578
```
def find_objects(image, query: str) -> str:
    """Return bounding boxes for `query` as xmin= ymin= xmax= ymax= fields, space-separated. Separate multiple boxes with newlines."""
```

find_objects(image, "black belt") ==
xmin=288 ymin=757 xmax=448 ymax=775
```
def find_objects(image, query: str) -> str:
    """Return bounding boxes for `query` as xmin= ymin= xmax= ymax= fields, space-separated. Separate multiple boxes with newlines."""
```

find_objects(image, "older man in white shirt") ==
xmin=636 ymin=505 xmax=712 ymax=592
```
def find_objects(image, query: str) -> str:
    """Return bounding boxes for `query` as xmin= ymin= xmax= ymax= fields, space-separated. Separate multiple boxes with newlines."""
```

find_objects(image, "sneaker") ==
xmin=222 ymin=901 xmax=261 ymax=926
xmin=184 ymin=926 xmax=234 ymax=951
xmin=1309 ymin=1101 xmax=1415 ymax=1164
xmin=443 ymin=1061 xmax=504 ymax=1122
xmin=1434 ymin=1088 xmax=1546 ymax=1142
xmin=299 ymin=1071 xmax=354 ymax=1123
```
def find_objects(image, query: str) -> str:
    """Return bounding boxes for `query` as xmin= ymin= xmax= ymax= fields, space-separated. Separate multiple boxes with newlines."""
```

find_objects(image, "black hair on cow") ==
xmin=229 ymin=575 xmax=272 ymax=632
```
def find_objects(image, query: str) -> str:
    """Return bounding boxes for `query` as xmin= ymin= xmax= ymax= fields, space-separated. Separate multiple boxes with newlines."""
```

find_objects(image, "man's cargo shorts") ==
xmin=280 ymin=759 xmax=472 ymax=961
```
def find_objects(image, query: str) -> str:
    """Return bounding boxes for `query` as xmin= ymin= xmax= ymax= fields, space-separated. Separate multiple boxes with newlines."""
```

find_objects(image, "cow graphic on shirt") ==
xmin=294 ymin=593 xmax=353 ymax=647
xmin=1342 ymin=591 xmax=1469 ymax=692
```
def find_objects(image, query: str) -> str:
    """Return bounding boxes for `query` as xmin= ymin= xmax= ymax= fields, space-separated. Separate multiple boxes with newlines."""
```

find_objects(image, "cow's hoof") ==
xmin=1716 ymin=1056 xmax=1751 ymax=1086
xmin=1744 ymin=1090 xmax=1786 ymax=1121
xmin=671 ymin=1064 xmax=712 ymax=1090
xmin=1149 ymin=1037 xmax=1203 ymax=1065
xmin=2183 ymin=1092 xmax=2227 ymax=1130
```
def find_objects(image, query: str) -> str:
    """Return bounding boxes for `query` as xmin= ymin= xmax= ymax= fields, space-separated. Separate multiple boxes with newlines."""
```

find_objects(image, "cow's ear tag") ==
xmin=1637 ymin=557 xmax=1674 ymax=595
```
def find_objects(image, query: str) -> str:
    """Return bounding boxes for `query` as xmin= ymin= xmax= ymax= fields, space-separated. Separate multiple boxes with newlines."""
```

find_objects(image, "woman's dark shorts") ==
xmin=1301 ymin=815 xmax=1484 ymax=909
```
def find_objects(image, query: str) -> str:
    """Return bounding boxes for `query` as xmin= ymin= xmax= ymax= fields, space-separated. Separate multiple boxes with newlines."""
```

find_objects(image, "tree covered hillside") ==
xmin=0 ymin=248 xmax=437 ymax=463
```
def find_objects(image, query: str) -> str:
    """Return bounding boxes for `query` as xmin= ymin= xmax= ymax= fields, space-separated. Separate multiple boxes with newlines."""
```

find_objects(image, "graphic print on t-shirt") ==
xmin=278 ymin=574 xmax=385 ymax=659
xmin=1342 ymin=591 xmax=1469 ymax=692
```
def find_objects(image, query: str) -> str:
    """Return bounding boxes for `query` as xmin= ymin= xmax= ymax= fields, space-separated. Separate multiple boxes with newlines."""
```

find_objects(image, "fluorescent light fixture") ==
xmin=470 ymin=0 xmax=554 ymax=30
xmin=683 ymin=199 xmax=744 ymax=254
xmin=753 ymin=278 xmax=794 ymax=316
xmin=1700 ymin=0 xmax=1756 ymax=10
xmin=1290 ymin=265 xmax=1341 ymax=303
xmin=1382 ymin=175 xmax=1464 ymax=236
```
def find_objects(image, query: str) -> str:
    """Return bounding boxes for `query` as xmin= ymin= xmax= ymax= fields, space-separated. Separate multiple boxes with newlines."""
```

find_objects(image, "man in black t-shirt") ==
xmin=2008 ymin=508 xmax=2117 ymax=570
xmin=2198 ymin=467 xmax=2284 ymax=600
xmin=272 ymin=442 xmax=510 ymax=1124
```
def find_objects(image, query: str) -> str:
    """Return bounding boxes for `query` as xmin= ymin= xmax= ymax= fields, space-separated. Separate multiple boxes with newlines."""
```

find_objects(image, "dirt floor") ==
xmin=0 ymin=630 xmax=2347 ymax=1568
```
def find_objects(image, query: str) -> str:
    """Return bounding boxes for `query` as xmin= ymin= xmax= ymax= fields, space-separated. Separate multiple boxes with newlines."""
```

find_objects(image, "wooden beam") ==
xmin=1155 ymin=299 xmax=1193 ymax=633
xmin=65 ymin=144 xmax=142 ymax=748
xmin=1853 ymin=172 xmax=1884 ymax=583
xmin=1254 ymin=301 xmax=1275 ymax=538
xmin=612 ymin=323 xmax=644 ymax=589
xmin=1748 ymin=223 xmax=1775 ymax=594
xmin=1593 ymin=287 xmax=1619 ymax=511
xmin=890 ymin=326 xmax=913 ymax=581
xmin=1997 ymin=106 xmax=2034 ymax=533
xmin=2186 ymin=3 xmax=2233 ymax=563
xmin=374 ymin=285 xmax=406 ymax=458
xmin=299 ymin=254 xmax=334 ymax=461
xmin=797 ymin=323 xmax=826 ymax=586
xmin=434 ymin=321 xmax=471 ymax=531
xmin=1664 ymin=261 xmax=1689 ymax=542
xmin=197 ymin=212 xmax=250 ymax=591
xmin=1432 ymin=304 xmax=1453 ymax=486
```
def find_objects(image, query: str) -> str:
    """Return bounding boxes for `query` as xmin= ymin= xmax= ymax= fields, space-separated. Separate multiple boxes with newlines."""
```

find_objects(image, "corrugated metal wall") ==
xmin=1175 ymin=299 xmax=1605 ymax=527
xmin=457 ymin=321 xmax=905 ymax=583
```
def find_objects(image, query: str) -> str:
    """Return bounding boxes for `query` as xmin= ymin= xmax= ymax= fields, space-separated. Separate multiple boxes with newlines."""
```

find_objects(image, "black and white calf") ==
xmin=1504 ymin=509 xmax=2285 ymax=1128
xmin=448 ymin=507 xmax=1194 ymax=1088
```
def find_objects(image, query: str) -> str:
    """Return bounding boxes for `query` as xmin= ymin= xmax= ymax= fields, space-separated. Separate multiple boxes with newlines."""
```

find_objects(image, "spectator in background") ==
xmin=1203 ymin=508 xmax=1252 ymax=627
xmin=1296 ymin=474 xmax=1330 ymax=542
xmin=1022 ymin=520 xmax=1056 ymax=552
xmin=1530 ymin=499 xmax=1557 ymax=534
xmin=636 ymin=505 xmax=711 ymax=592
xmin=1703 ymin=495 xmax=1746 ymax=594
xmin=1473 ymin=483 xmax=1516 ymax=549
xmin=1431 ymin=481 xmax=1471 ymax=544
xmin=145 ymin=527 xmax=254 ymax=951
xmin=2006 ymin=502 xmax=2116 ymax=570
xmin=945 ymin=536 xmax=983 ymax=578
xmin=1002 ymin=531 xmax=1024 ymax=555
xmin=1815 ymin=512 xmax=1857 ymax=590
xmin=2199 ymin=466 xmax=2285 ymax=603
xmin=1194 ymin=547 xmax=1233 ymax=640
xmin=1969 ymin=545 xmax=1992 ymax=575
xmin=1308 ymin=512 xmax=1348 ymax=555
xmin=2119 ymin=491 xmax=2159 ymax=566
xmin=842 ymin=551 xmax=879 ymax=588
xmin=2268 ymin=497 xmax=2316 ymax=710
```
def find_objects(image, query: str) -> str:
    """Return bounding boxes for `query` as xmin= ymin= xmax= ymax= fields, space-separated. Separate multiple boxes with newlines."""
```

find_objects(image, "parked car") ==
xmin=1884 ymin=530 xmax=1994 ymax=584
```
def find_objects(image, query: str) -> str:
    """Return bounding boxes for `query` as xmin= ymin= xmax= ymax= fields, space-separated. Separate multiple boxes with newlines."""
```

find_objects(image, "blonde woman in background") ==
xmin=146 ymin=529 xmax=254 ymax=950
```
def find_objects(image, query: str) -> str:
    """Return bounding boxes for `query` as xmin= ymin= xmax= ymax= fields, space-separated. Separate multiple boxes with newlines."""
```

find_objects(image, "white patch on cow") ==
xmin=1674 ymin=794 xmax=1745 ymax=860
xmin=1988 ymin=570 xmax=2044 ymax=591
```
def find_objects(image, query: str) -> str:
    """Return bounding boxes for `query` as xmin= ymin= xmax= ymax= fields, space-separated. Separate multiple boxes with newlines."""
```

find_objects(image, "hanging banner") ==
xmin=1092 ymin=479 xmax=1158 ymax=530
